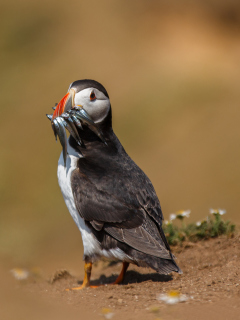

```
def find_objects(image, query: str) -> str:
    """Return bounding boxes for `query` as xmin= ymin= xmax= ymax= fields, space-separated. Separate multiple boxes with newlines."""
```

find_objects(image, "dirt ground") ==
xmin=2 ymin=234 xmax=239 ymax=320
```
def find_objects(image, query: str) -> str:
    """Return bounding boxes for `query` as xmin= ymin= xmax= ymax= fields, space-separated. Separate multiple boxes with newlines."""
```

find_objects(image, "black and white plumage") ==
xmin=48 ymin=79 xmax=181 ymax=287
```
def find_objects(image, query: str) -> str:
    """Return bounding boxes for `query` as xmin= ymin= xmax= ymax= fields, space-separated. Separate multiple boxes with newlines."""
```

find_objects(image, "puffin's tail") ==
xmin=145 ymin=255 xmax=183 ymax=275
xmin=130 ymin=250 xmax=182 ymax=275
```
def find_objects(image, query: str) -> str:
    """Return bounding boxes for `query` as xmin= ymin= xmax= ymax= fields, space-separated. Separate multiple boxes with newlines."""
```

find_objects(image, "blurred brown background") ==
xmin=0 ymin=0 xmax=240 ymax=280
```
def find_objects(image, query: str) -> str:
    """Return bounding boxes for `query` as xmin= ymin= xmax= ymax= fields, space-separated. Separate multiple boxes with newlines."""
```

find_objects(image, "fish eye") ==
xmin=90 ymin=91 xmax=96 ymax=101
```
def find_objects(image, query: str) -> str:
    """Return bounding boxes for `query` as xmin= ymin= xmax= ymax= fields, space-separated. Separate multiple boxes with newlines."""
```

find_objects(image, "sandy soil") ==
xmin=4 ymin=234 xmax=239 ymax=320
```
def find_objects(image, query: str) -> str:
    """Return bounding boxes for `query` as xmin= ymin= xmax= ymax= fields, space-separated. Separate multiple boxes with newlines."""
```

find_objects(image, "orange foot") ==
xmin=66 ymin=261 xmax=129 ymax=291
xmin=66 ymin=262 xmax=95 ymax=291
xmin=111 ymin=262 xmax=129 ymax=285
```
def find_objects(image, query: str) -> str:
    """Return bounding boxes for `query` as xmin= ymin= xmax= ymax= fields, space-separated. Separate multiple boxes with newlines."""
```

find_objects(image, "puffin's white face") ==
xmin=74 ymin=87 xmax=110 ymax=123
xmin=49 ymin=80 xmax=110 ymax=164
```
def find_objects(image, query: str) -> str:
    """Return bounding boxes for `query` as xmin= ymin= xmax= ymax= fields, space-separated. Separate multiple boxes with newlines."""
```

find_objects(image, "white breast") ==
xmin=57 ymin=140 xmax=102 ymax=257
xmin=57 ymin=139 xmax=134 ymax=263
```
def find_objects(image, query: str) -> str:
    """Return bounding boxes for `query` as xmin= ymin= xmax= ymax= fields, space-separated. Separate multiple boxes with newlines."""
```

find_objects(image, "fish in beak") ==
xmin=46 ymin=89 xmax=107 ymax=166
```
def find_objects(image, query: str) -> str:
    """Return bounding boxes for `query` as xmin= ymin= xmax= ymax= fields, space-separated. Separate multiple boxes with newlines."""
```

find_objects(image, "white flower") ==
xmin=157 ymin=290 xmax=188 ymax=305
xmin=104 ymin=313 xmax=114 ymax=320
xmin=196 ymin=219 xmax=207 ymax=227
xmin=10 ymin=268 xmax=29 ymax=280
xmin=169 ymin=210 xmax=191 ymax=221
xmin=164 ymin=220 xmax=171 ymax=225
xmin=219 ymin=209 xmax=226 ymax=215
xmin=169 ymin=213 xmax=176 ymax=221
xmin=101 ymin=308 xmax=114 ymax=319
xmin=176 ymin=210 xmax=191 ymax=218
xmin=209 ymin=208 xmax=226 ymax=215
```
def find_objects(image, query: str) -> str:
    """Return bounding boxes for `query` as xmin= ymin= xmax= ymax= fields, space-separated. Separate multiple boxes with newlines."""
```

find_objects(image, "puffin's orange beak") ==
xmin=52 ymin=89 xmax=75 ymax=120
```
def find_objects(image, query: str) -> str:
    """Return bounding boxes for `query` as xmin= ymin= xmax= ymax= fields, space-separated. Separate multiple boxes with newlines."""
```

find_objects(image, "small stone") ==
xmin=118 ymin=299 xmax=123 ymax=304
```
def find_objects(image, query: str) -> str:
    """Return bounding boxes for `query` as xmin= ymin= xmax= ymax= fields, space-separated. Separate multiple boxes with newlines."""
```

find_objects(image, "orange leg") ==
xmin=66 ymin=261 xmax=129 ymax=291
xmin=66 ymin=262 xmax=97 ymax=291
xmin=112 ymin=262 xmax=129 ymax=285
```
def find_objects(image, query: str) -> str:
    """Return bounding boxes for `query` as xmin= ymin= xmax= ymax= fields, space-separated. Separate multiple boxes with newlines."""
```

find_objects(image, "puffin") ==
xmin=47 ymin=79 xmax=182 ymax=289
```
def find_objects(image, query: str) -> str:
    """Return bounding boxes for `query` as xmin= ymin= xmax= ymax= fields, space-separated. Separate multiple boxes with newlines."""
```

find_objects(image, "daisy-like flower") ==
xmin=101 ymin=308 xmax=114 ymax=319
xmin=196 ymin=218 xmax=207 ymax=227
xmin=169 ymin=213 xmax=176 ymax=221
xmin=176 ymin=210 xmax=191 ymax=219
xmin=10 ymin=268 xmax=29 ymax=280
xmin=164 ymin=220 xmax=171 ymax=225
xmin=168 ymin=210 xmax=191 ymax=221
xmin=157 ymin=290 xmax=188 ymax=305
xmin=169 ymin=210 xmax=191 ymax=221
xmin=209 ymin=208 xmax=226 ymax=215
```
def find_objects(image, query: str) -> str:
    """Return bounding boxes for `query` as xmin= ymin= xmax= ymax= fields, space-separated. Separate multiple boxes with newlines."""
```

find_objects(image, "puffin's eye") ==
xmin=90 ymin=91 xmax=96 ymax=101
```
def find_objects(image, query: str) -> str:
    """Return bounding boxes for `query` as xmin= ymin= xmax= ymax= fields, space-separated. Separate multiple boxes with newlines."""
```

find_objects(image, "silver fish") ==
xmin=53 ymin=118 xmax=68 ymax=166
xmin=73 ymin=108 xmax=107 ymax=145
xmin=70 ymin=114 xmax=83 ymax=130
xmin=61 ymin=112 xmax=70 ymax=119
xmin=65 ymin=117 xmax=82 ymax=146
xmin=60 ymin=113 xmax=82 ymax=145
xmin=46 ymin=105 xmax=107 ymax=168
xmin=47 ymin=114 xmax=58 ymax=141
xmin=62 ymin=117 xmax=82 ymax=146
xmin=51 ymin=122 xmax=58 ymax=141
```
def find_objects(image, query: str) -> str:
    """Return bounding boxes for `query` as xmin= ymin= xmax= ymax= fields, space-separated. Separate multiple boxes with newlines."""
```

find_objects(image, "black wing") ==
xmin=71 ymin=146 xmax=171 ymax=259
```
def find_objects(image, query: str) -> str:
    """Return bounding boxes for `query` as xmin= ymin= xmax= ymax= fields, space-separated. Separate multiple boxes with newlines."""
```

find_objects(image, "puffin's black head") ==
xmin=52 ymin=79 xmax=112 ymax=129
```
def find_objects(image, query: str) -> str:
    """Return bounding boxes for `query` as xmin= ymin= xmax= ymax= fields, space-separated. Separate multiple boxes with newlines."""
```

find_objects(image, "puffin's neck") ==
xmin=68 ymin=108 xmax=126 ymax=157
xmin=68 ymin=125 xmax=124 ymax=159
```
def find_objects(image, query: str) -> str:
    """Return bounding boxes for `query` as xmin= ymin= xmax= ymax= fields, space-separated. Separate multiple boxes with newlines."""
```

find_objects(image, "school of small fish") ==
xmin=46 ymin=105 xmax=106 ymax=166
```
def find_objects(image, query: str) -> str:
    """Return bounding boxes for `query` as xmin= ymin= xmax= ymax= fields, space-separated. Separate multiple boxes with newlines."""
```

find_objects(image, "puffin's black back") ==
xmin=70 ymin=129 xmax=181 ymax=274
